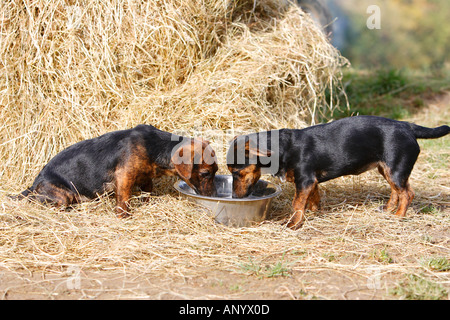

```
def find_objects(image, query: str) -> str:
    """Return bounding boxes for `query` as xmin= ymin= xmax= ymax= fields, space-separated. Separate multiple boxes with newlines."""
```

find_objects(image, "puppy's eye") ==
xmin=199 ymin=171 xmax=212 ymax=178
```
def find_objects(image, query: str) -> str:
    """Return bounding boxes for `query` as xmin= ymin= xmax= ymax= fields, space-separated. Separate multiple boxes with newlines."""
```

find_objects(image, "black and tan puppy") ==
xmin=227 ymin=116 xmax=449 ymax=229
xmin=14 ymin=124 xmax=218 ymax=217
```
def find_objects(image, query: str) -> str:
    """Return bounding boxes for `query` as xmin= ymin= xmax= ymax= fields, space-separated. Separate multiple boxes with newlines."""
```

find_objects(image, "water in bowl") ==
xmin=217 ymin=192 xmax=232 ymax=199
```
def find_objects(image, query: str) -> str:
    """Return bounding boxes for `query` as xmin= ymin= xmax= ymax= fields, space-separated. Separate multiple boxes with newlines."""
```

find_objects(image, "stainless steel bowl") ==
xmin=174 ymin=175 xmax=282 ymax=227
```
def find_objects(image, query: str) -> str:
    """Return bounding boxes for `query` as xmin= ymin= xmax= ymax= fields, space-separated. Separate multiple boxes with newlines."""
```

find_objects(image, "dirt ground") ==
xmin=0 ymin=267 xmax=400 ymax=300
xmin=1 ymin=93 xmax=449 ymax=300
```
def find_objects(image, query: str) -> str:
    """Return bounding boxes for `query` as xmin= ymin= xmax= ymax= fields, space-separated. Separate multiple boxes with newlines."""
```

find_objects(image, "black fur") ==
xmin=227 ymin=116 xmax=449 ymax=229
xmin=23 ymin=125 xmax=181 ymax=199
xmin=12 ymin=124 xmax=218 ymax=215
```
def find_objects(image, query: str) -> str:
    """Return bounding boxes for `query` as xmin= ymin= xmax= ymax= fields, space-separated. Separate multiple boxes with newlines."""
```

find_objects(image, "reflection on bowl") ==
xmin=174 ymin=175 xmax=282 ymax=227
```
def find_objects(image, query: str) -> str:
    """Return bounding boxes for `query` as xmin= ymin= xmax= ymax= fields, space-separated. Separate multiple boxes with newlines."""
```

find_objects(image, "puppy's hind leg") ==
xmin=381 ymin=141 xmax=419 ymax=217
xmin=139 ymin=178 xmax=153 ymax=203
xmin=393 ymin=181 xmax=415 ymax=218
xmin=306 ymin=184 xmax=320 ymax=212
xmin=377 ymin=163 xmax=399 ymax=212
xmin=32 ymin=181 xmax=77 ymax=208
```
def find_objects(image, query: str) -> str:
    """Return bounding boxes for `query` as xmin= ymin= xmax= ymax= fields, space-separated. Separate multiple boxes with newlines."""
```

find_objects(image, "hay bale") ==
xmin=0 ymin=0 xmax=347 ymax=186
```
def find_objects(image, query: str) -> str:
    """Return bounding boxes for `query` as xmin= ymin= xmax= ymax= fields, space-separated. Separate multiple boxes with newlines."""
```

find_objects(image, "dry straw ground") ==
xmin=0 ymin=0 xmax=448 ymax=299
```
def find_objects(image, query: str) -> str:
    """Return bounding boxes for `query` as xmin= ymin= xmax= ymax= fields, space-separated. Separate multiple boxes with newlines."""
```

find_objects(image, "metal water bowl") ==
xmin=174 ymin=175 xmax=282 ymax=227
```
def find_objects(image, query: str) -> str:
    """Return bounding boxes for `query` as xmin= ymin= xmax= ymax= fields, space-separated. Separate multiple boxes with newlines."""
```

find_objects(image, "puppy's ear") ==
xmin=203 ymin=148 xmax=217 ymax=166
xmin=228 ymin=136 xmax=272 ymax=165
xmin=245 ymin=141 xmax=272 ymax=158
xmin=171 ymin=145 xmax=193 ymax=180
xmin=192 ymin=138 xmax=217 ymax=166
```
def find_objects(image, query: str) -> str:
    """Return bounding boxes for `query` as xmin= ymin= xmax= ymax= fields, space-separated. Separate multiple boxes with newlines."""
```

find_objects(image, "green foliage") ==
xmin=265 ymin=261 xmax=291 ymax=278
xmin=418 ymin=205 xmax=441 ymax=214
xmin=424 ymin=257 xmax=450 ymax=272
xmin=326 ymin=67 xmax=449 ymax=119
xmin=340 ymin=0 xmax=450 ymax=70
xmin=371 ymin=247 xmax=393 ymax=264
xmin=390 ymin=274 xmax=447 ymax=300
xmin=238 ymin=256 xmax=291 ymax=278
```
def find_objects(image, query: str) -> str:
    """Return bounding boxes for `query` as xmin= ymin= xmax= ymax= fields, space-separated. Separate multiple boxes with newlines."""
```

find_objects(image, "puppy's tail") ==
xmin=409 ymin=123 xmax=450 ymax=139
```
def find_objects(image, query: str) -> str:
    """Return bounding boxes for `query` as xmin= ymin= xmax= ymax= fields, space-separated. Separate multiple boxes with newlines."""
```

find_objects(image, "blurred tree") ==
xmin=336 ymin=0 xmax=450 ymax=70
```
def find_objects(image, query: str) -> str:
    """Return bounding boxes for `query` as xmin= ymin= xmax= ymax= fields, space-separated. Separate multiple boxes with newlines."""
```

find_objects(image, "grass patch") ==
xmin=322 ymin=252 xmax=337 ymax=262
xmin=238 ymin=256 xmax=291 ymax=278
xmin=265 ymin=261 xmax=291 ymax=278
xmin=370 ymin=247 xmax=393 ymax=264
xmin=326 ymin=68 xmax=450 ymax=120
xmin=418 ymin=205 xmax=441 ymax=215
xmin=390 ymin=274 xmax=448 ymax=300
xmin=423 ymin=257 xmax=450 ymax=272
